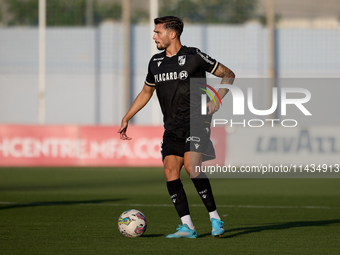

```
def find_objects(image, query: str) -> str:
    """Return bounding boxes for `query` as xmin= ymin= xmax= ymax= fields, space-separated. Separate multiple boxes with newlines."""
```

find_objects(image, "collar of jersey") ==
xmin=165 ymin=45 xmax=186 ymax=58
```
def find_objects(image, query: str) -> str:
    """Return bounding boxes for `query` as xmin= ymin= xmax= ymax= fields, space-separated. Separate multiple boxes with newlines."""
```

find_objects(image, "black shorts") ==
xmin=161 ymin=124 xmax=215 ymax=162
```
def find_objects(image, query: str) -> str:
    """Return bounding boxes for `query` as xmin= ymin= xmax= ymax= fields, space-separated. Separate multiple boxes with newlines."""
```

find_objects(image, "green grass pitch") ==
xmin=1 ymin=167 xmax=340 ymax=255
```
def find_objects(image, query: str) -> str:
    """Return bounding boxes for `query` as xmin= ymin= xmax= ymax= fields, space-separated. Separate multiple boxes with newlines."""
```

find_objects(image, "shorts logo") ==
xmin=194 ymin=143 xmax=200 ymax=149
xmin=178 ymin=55 xmax=186 ymax=66
xmin=186 ymin=136 xmax=200 ymax=143
xmin=179 ymin=70 xmax=188 ymax=80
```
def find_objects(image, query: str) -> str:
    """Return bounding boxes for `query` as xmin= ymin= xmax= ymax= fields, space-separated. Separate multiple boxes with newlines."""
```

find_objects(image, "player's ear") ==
xmin=170 ymin=31 xmax=176 ymax=40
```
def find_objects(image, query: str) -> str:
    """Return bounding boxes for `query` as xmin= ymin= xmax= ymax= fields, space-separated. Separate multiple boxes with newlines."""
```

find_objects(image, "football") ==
xmin=117 ymin=209 xmax=147 ymax=237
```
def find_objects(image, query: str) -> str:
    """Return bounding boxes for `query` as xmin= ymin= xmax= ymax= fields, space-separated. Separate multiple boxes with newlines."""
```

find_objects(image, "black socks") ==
xmin=191 ymin=172 xmax=217 ymax=212
xmin=166 ymin=179 xmax=190 ymax=217
xmin=167 ymin=173 xmax=217 ymax=218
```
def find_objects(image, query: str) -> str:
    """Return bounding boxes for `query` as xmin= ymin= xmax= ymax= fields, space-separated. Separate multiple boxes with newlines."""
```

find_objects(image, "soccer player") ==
xmin=118 ymin=16 xmax=235 ymax=238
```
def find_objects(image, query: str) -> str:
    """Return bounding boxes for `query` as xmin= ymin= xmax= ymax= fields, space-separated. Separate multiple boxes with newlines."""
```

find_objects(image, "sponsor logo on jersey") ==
xmin=157 ymin=61 xmax=162 ymax=67
xmin=196 ymin=49 xmax=215 ymax=65
xmin=154 ymin=70 xmax=188 ymax=82
xmin=179 ymin=70 xmax=188 ymax=80
xmin=154 ymin=72 xmax=177 ymax=82
xmin=153 ymin=57 xmax=164 ymax=61
xmin=178 ymin=55 xmax=186 ymax=66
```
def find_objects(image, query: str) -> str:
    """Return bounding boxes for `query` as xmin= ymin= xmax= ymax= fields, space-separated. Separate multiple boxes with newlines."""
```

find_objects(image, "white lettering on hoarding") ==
xmin=0 ymin=137 xmax=162 ymax=160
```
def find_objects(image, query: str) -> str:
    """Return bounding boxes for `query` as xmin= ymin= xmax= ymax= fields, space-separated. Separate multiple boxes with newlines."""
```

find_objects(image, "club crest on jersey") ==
xmin=178 ymin=55 xmax=186 ymax=66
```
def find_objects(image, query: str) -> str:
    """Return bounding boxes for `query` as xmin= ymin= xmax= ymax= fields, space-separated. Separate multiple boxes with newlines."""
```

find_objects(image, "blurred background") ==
xmin=1 ymin=0 xmax=339 ymax=126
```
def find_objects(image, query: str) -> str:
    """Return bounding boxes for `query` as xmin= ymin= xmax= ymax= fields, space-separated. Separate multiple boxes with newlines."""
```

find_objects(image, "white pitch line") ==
xmin=82 ymin=203 xmax=333 ymax=210
xmin=0 ymin=202 xmax=333 ymax=210
xmin=0 ymin=202 xmax=18 ymax=205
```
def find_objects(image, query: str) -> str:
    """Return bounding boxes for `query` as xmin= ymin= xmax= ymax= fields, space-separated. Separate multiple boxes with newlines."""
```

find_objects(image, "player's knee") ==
xmin=184 ymin=162 xmax=200 ymax=178
xmin=184 ymin=161 xmax=192 ymax=175
xmin=183 ymin=161 xmax=189 ymax=172
xmin=163 ymin=166 xmax=176 ymax=176
xmin=163 ymin=166 xmax=180 ymax=181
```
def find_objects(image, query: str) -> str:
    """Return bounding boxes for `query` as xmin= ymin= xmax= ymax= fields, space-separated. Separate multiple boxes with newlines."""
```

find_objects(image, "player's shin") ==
xmin=166 ymin=179 xmax=194 ymax=229
xmin=191 ymin=172 xmax=220 ymax=220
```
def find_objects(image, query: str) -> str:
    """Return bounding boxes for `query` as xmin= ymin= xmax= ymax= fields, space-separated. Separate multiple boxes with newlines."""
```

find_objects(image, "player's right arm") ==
xmin=118 ymin=84 xmax=155 ymax=140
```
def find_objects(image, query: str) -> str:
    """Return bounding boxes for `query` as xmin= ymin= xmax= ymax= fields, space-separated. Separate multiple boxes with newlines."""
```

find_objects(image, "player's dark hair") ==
xmin=154 ymin=16 xmax=184 ymax=38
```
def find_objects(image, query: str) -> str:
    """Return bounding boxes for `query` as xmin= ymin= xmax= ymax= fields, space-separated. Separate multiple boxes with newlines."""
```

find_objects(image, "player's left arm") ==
xmin=207 ymin=63 xmax=235 ymax=115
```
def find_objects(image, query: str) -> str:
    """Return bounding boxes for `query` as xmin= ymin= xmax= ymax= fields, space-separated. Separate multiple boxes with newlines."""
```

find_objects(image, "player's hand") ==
xmin=117 ymin=121 xmax=132 ymax=140
xmin=207 ymin=100 xmax=220 ymax=115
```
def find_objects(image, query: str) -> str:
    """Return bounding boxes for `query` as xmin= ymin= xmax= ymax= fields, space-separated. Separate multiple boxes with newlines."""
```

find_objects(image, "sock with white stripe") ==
xmin=181 ymin=215 xmax=194 ymax=230
xmin=209 ymin=210 xmax=221 ymax=221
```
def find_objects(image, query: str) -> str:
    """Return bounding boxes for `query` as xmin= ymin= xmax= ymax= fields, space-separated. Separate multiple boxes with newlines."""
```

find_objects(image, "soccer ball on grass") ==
xmin=117 ymin=209 xmax=147 ymax=237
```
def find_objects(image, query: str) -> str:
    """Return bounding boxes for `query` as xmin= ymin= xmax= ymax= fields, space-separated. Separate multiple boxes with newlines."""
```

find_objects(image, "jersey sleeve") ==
xmin=145 ymin=60 xmax=156 ymax=87
xmin=195 ymin=48 xmax=219 ymax=75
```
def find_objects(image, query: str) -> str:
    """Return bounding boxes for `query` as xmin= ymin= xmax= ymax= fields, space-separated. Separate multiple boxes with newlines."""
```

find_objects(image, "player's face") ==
xmin=153 ymin=24 xmax=171 ymax=50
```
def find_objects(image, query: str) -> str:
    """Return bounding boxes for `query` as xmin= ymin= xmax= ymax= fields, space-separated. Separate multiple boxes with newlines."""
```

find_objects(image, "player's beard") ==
xmin=156 ymin=40 xmax=170 ymax=50
xmin=156 ymin=44 xmax=165 ymax=50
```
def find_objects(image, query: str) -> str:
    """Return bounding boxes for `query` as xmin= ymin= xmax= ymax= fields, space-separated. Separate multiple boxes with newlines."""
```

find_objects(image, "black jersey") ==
xmin=145 ymin=46 xmax=219 ymax=134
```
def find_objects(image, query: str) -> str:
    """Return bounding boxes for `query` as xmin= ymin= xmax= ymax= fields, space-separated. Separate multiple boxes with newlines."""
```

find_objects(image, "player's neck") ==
xmin=165 ymin=41 xmax=182 ymax=57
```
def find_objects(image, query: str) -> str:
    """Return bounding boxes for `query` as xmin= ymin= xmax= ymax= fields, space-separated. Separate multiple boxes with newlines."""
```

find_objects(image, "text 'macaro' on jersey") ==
xmin=145 ymin=45 xmax=219 ymax=132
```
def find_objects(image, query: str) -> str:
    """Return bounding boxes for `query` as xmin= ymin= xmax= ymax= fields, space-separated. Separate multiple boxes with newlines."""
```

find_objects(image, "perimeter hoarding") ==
xmin=0 ymin=125 xmax=163 ymax=167
xmin=0 ymin=125 xmax=226 ymax=167
xmin=227 ymin=126 xmax=340 ymax=167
